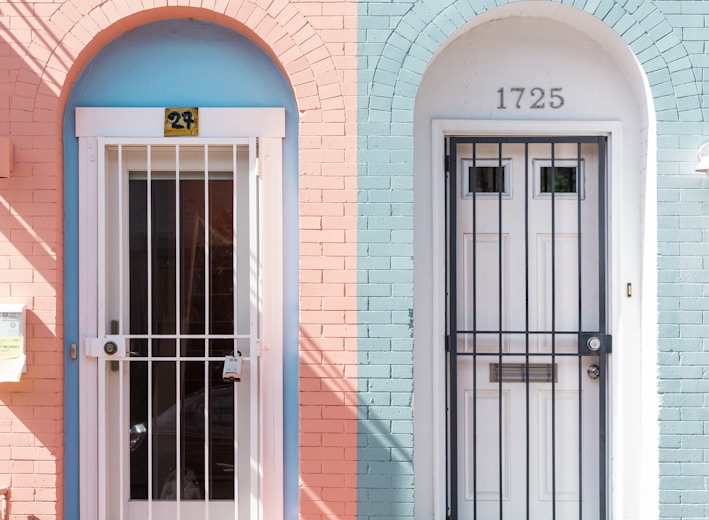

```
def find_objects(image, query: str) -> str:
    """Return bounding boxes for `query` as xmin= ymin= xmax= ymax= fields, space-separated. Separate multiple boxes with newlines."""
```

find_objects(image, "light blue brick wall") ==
xmin=358 ymin=0 xmax=709 ymax=518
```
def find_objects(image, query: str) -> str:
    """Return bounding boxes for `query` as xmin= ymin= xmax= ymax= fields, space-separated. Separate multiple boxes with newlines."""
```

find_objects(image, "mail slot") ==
xmin=489 ymin=363 xmax=557 ymax=383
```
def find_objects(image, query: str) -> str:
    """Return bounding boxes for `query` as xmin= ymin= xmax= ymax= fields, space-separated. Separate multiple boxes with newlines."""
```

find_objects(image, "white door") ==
xmin=78 ymin=108 xmax=285 ymax=520
xmin=449 ymin=137 xmax=609 ymax=519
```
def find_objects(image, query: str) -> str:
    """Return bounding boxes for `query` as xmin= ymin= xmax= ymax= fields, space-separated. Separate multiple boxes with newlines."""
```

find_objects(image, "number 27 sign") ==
xmin=164 ymin=108 xmax=199 ymax=136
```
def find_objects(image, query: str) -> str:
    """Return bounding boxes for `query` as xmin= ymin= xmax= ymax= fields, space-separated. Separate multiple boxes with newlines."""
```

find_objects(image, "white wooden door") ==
xmin=450 ymin=138 xmax=608 ymax=519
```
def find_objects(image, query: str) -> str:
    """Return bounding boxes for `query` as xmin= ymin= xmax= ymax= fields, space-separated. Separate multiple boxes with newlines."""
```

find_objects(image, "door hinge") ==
xmin=445 ymin=154 xmax=450 ymax=173
xmin=445 ymin=334 xmax=450 ymax=353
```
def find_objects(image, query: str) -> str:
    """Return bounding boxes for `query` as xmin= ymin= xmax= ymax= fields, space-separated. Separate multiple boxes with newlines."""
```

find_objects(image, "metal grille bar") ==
xmin=446 ymin=135 xmax=609 ymax=520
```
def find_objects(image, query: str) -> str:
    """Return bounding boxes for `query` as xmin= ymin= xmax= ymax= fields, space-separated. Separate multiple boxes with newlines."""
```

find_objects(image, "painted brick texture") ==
xmin=356 ymin=0 xmax=707 ymax=519
xmin=0 ymin=1 xmax=357 ymax=519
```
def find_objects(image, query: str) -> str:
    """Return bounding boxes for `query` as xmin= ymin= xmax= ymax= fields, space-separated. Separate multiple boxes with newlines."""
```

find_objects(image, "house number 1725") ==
xmin=497 ymin=87 xmax=565 ymax=109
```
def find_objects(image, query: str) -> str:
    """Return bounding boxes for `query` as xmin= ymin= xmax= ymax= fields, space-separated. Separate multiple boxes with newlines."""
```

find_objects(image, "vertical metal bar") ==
xmin=118 ymin=145 xmax=125 ymax=336
xmin=117 ymin=146 xmax=126 ymax=518
xmin=147 ymin=354 xmax=154 ymax=520
xmin=146 ymin=145 xmax=154 ymax=520
xmin=234 ymin=143 xmax=240 ymax=520
xmin=249 ymin=137 xmax=261 ymax=520
xmin=97 ymin=359 xmax=107 ymax=520
xmin=176 ymin=360 xmax=182 ymax=520
xmin=176 ymin=145 xmax=182 ymax=344
xmin=204 ymin=145 xmax=211 ymax=520
xmin=96 ymin=142 xmax=107 ymax=520
xmin=471 ymin=141 xmax=478 ymax=520
xmin=524 ymin=142 xmax=531 ymax=520
xmin=550 ymin=142 xmax=557 ymax=520
xmin=203 ymin=357 xmax=209 ymax=520
xmin=598 ymin=137 xmax=608 ymax=520
xmin=577 ymin=141 xmax=583 ymax=520
xmin=497 ymin=142 xmax=503 ymax=520
xmin=448 ymin=137 xmax=459 ymax=519
xmin=205 ymin=144 xmax=211 ymax=342
xmin=118 ymin=361 xmax=125 ymax=519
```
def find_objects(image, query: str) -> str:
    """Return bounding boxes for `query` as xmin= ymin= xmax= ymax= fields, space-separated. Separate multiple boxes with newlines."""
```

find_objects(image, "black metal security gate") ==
xmin=446 ymin=136 xmax=611 ymax=520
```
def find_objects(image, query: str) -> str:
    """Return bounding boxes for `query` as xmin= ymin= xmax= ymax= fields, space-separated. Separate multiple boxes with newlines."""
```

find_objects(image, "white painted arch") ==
xmin=413 ymin=4 xmax=657 ymax=519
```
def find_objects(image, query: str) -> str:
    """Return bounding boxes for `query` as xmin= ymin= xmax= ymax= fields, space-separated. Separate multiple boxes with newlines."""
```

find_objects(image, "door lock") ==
xmin=587 ymin=364 xmax=600 ymax=380
xmin=104 ymin=341 xmax=118 ymax=356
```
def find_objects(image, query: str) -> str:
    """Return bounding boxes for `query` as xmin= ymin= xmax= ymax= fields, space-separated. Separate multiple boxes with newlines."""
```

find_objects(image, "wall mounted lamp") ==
xmin=0 ymin=138 xmax=12 ymax=178
xmin=696 ymin=142 xmax=709 ymax=175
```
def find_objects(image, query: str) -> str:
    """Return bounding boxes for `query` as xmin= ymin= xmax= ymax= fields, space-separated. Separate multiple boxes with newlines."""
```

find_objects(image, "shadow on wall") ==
xmin=0 ymin=4 xmax=64 ymax=517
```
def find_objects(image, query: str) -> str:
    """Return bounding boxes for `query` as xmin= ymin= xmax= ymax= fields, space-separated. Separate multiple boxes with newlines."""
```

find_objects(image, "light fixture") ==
xmin=0 ymin=138 xmax=12 ymax=178
xmin=696 ymin=142 xmax=709 ymax=175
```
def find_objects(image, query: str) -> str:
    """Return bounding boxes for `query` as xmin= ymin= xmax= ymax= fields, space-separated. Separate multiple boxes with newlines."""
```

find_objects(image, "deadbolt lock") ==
xmin=104 ymin=341 xmax=118 ymax=356
xmin=587 ymin=364 xmax=600 ymax=380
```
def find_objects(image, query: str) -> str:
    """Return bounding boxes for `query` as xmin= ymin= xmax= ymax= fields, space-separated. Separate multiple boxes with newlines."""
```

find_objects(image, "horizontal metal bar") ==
xmin=116 ymin=356 xmax=254 ymax=362
xmin=450 ymin=136 xmax=602 ymax=145
xmin=457 ymin=351 xmax=595 ymax=358
xmin=122 ymin=334 xmax=252 ymax=340
xmin=456 ymin=329 xmax=604 ymax=335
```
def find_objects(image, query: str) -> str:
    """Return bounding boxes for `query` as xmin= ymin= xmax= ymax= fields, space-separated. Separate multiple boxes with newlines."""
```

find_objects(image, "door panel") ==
xmin=96 ymin=142 xmax=259 ymax=519
xmin=448 ymin=137 xmax=609 ymax=520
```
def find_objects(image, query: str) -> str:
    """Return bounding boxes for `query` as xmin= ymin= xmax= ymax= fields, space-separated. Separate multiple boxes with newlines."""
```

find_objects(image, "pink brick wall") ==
xmin=0 ymin=1 xmax=357 ymax=518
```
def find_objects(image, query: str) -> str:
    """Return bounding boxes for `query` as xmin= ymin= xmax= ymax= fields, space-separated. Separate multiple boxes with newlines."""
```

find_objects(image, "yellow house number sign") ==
xmin=164 ymin=107 xmax=199 ymax=136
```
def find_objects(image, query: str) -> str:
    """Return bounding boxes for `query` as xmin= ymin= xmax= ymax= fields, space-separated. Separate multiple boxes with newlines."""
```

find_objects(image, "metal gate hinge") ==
xmin=445 ymin=155 xmax=450 ymax=173
xmin=445 ymin=335 xmax=450 ymax=353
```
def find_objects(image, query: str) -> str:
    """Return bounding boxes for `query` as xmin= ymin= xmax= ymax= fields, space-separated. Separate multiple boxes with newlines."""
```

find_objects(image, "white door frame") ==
xmin=420 ymin=119 xmax=658 ymax=519
xmin=75 ymin=107 xmax=285 ymax=520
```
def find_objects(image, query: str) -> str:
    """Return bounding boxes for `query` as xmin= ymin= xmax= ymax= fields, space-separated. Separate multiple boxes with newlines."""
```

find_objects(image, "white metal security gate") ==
xmin=446 ymin=136 xmax=611 ymax=520
xmin=87 ymin=140 xmax=260 ymax=519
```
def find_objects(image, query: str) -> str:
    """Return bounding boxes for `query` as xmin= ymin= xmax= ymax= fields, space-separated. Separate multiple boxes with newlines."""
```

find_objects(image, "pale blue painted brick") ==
xmin=593 ymin=0 xmax=616 ymax=20
xmin=367 ymin=378 xmax=413 ymax=393
xmin=583 ymin=0 xmax=602 ymax=14
xmin=368 ymin=406 xmax=412 ymax=420
xmin=661 ymin=476 xmax=705 ymax=490
xmin=359 ymin=338 xmax=393 ymax=351
xmin=682 ymin=2 xmax=709 ymax=14
xmin=680 ymin=491 xmax=709 ymax=504
xmin=359 ymin=257 xmax=391 ymax=270
xmin=622 ymin=20 xmax=645 ymax=43
xmin=369 ymin=243 xmax=413 ymax=257
xmin=681 ymin=408 xmax=709 ymax=421
xmin=662 ymin=463 xmax=682 ymax=476
xmin=359 ymin=392 xmax=392 ymax=406
xmin=614 ymin=12 xmax=636 ymax=34
xmin=368 ymin=460 xmax=414 ymax=475
xmin=359 ymin=311 xmax=394 ymax=323
xmin=391 ymin=257 xmax=414 ymax=270
xmin=367 ymin=324 xmax=413 ymax=340
xmin=660 ymin=311 xmax=702 ymax=324
xmin=359 ymin=203 xmax=391 ymax=216
xmin=361 ymin=365 xmax=392 ymax=379
xmin=660 ymin=490 xmax=682 ymax=504
xmin=668 ymin=56 xmax=692 ymax=75
xmin=358 ymin=230 xmax=392 ymax=242
xmin=369 ymin=297 xmax=412 ymax=311
xmin=660 ymin=435 xmax=682 ymax=448
xmin=366 ymin=352 xmax=412 ymax=366
xmin=359 ymin=15 xmax=393 ymax=30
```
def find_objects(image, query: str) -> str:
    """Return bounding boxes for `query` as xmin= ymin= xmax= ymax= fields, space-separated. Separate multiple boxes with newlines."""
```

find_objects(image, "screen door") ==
xmin=89 ymin=141 xmax=260 ymax=519
xmin=446 ymin=136 xmax=611 ymax=520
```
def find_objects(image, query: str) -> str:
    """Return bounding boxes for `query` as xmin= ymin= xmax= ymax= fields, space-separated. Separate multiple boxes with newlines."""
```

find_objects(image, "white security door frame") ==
xmin=76 ymin=108 xmax=285 ymax=520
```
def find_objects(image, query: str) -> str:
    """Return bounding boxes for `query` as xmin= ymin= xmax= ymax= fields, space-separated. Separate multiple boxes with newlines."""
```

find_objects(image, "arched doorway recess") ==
xmin=413 ymin=4 xmax=657 ymax=519
xmin=63 ymin=18 xmax=298 ymax=520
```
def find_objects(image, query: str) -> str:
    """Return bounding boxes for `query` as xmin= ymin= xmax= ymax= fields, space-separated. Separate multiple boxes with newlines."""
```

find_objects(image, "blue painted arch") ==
xmin=63 ymin=18 xmax=299 ymax=519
